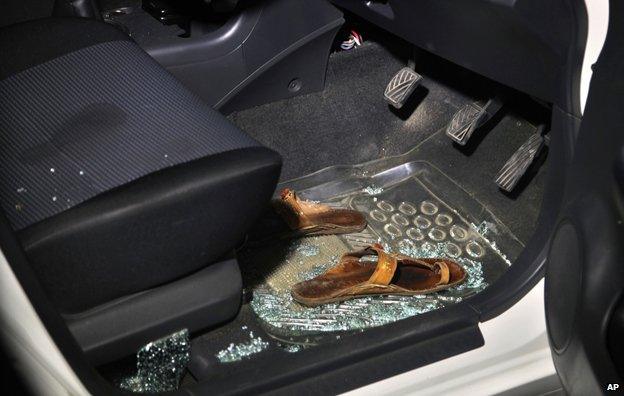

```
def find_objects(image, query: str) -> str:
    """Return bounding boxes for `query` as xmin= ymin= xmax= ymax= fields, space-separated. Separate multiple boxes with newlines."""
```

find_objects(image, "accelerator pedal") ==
xmin=446 ymin=97 xmax=503 ymax=145
xmin=384 ymin=67 xmax=423 ymax=109
xmin=495 ymin=127 xmax=547 ymax=192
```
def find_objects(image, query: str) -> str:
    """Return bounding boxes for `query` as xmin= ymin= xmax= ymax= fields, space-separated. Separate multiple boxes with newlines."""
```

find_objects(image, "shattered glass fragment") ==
xmin=300 ymin=262 xmax=334 ymax=281
xmin=278 ymin=343 xmax=309 ymax=353
xmin=362 ymin=185 xmax=384 ymax=195
xmin=456 ymin=259 xmax=490 ymax=289
xmin=488 ymin=240 xmax=513 ymax=266
xmin=216 ymin=331 xmax=270 ymax=363
xmin=397 ymin=238 xmax=417 ymax=256
xmin=470 ymin=221 xmax=512 ymax=265
xmin=471 ymin=221 xmax=498 ymax=238
xmin=119 ymin=329 xmax=190 ymax=394
xmin=296 ymin=244 xmax=321 ymax=257
xmin=251 ymin=285 xmax=445 ymax=333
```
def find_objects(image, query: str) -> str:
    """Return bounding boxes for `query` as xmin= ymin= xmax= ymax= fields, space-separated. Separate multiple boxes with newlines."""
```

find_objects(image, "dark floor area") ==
xmin=229 ymin=41 xmax=547 ymax=242
xmin=229 ymin=42 xmax=472 ymax=182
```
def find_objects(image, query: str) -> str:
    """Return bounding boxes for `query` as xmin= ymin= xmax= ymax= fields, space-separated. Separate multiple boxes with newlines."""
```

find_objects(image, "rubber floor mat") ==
xmin=239 ymin=156 xmax=523 ymax=345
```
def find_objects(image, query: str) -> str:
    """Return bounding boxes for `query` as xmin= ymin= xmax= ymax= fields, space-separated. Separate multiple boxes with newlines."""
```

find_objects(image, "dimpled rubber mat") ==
xmin=239 ymin=160 xmax=523 ymax=345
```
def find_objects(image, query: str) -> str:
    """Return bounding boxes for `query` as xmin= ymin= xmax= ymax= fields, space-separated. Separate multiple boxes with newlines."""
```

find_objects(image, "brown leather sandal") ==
xmin=292 ymin=244 xmax=466 ymax=306
xmin=271 ymin=189 xmax=367 ymax=238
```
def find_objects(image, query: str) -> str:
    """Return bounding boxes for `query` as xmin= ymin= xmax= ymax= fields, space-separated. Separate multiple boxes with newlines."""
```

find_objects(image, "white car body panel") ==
xmin=344 ymin=280 xmax=556 ymax=396
xmin=0 ymin=250 xmax=88 ymax=395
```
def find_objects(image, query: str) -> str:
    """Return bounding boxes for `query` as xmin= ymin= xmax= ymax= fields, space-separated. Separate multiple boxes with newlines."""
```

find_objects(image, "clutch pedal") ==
xmin=384 ymin=67 xmax=423 ymax=109
xmin=495 ymin=127 xmax=547 ymax=192
xmin=446 ymin=97 xmax=503 ymax=145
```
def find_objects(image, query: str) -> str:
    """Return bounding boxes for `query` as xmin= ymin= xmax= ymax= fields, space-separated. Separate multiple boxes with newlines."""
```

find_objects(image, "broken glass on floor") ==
xmin=239 ymin=162 xmax=521 ymax=344
xmin=215 ymin=331 xmax=270 ymax=363
xmin=118 ymin=329 xmax=190 ymax=393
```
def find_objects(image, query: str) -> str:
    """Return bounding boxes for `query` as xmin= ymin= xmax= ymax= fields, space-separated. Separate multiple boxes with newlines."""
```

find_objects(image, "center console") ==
xmin=102 ymin=0 xmax=344 ymax=112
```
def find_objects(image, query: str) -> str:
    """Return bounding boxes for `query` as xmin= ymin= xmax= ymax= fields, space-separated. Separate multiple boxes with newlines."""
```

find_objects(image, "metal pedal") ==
xmin=446 ymin=97 xmax=503 ymax=145
xmin=384 ymin=67 xmax=423 ymax=109
xmin=495 ymin=127 xmax=546 ymax=192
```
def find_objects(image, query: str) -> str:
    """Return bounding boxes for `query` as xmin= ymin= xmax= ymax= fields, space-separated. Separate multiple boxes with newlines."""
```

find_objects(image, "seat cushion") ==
xmin=20 ymin=147 xmax=280 ymax=313
xmin=0 ymin=20 xmax=263 ymax=230
xmin=0 ymin=18 xmax=281 ymax=312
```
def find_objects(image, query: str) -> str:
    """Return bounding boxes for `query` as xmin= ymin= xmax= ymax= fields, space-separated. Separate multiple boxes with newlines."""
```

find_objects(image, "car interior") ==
xmin=0 ymin=0 xmax=597 ymax=394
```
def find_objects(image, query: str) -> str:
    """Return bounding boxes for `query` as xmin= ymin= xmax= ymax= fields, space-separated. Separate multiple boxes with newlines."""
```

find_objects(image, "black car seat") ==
xmin=0 ymin=17 xmax=281 ymax=364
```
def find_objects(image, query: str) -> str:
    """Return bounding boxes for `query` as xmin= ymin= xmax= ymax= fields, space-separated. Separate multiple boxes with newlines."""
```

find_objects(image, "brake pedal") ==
xmin=495 ymin=127 xmax=546 ymax=192
xmin=446 ymin=97 xmax=503 ymax=145
xmin=384 ymin=67 xmax=423 ymax=109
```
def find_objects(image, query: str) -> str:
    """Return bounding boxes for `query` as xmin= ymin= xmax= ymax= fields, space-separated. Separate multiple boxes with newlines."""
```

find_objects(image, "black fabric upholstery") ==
xmin=0 ymin=18 xmax=282 ymax=313
xmin=21 ymin=147 xmax=281 ymax=313
xmin=0 ymin=38 xmax=260 ymax=230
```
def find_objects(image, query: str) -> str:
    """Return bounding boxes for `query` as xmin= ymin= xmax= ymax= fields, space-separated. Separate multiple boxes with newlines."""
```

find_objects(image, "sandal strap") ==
xmin=366 ymin=247 xmax=398 ymax=286
xmin=340 ymin=243 xmax=398 ymax=286
xmin=434 ymin=261 xmax=450 ymax=286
